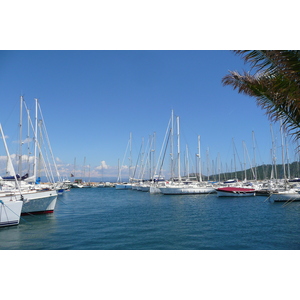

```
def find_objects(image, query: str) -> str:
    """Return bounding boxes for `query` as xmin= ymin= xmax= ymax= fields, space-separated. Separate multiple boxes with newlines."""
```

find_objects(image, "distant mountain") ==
xmin=189 ymin=161 xmax=300 ymax=181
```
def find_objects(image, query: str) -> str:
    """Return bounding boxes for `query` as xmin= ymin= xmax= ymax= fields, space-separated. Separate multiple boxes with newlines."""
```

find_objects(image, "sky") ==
xmin=0 ymin=50 xmax=297 ymax=181
xmin=0 ymin=1 xmax=298 ymax=181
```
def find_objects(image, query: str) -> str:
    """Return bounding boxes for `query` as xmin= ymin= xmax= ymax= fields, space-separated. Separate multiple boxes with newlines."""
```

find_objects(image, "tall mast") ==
xmin=151 ymin=132 xmax=156 ymax=180
xmin=232 ymin=138 xmax=237 ymax=179
xmin=218 ymin=153 xmax=221 ymax=182
xmin=206 ymin=147 xmax=210 ymax=181
xmin=252 ymin=131 xmax=257 ymax=180
xmin=243 ymin=141 xmax=247 ymax=181
xmin=280 ymin=119 xmax=286 ymax=180
xmin=170 ymin=110 xmax=174 ymax=181
xmin=26 ymin=105 xmax=31 ymax=174
xmin=18 ymin=95 xmax=23 ymax=175
xmin=270 ymin=124 xmax=277 ymax=180
xmin=185 ymin=144 xmax=189 ymax=180
xmin=284 ymin=129 xmax=291 ymax=179
xmin=129 ymin=132 xmax=132 ymax=182
xmin=198 ymin=135 xmax=202 ymax=182
xmin=33 ymin=98 xmax=38 ymax=182
xmin=177 ymin=116 xmax=181 ymax=182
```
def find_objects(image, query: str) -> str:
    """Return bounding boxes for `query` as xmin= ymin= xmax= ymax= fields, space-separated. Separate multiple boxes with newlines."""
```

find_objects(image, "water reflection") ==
xmin=0 ymin=213 xmax=57 ymax=250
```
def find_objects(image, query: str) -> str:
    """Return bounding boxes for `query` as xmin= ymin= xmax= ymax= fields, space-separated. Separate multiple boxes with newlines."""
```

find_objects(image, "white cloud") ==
xmin=96 ymin=160 xmax=109 ymax=170
xmin=22 ymin=137 xmax=33 ymax=144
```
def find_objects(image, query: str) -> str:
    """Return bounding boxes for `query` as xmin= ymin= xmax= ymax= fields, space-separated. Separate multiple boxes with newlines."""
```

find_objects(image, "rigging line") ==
xmin=282 ymin=198 xmax=297 ymax=207
xmin=202 ymin=189 xmax=217 ymax=198
xmin=0 ymin=201 xmax=20 ymax=220
xmin=158 ymin=128 xmax=171 ymax=179
xmin=154 ymin=117 xmax=172 ymax=177
xmin=264 ymin=193 xmax=273 ymax=202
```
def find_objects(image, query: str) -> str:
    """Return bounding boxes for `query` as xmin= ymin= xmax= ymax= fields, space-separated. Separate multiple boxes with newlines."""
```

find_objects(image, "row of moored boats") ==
xmin=115 ymin=178 xmax=300 ymax=204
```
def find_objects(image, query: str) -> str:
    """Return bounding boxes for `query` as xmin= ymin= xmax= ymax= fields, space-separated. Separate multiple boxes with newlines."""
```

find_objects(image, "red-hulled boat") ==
xmin=216 ymin=187 xmax=256 ymax=197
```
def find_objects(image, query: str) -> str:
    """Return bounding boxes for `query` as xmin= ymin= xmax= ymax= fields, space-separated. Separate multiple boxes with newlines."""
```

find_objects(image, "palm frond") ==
xmin=233 ymin=50 xmax=300 ymax=83
xmin=222 ymin=66 xmax=300 ymax=142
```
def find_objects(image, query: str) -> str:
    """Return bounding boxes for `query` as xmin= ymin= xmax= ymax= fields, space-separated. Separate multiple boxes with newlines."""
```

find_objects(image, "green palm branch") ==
xmin=222 ymin=50 xmax=300 ymax=142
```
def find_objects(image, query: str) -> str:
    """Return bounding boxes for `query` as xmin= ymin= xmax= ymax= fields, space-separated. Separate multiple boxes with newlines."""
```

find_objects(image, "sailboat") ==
xmin=2 ymin=97 xmax=58 ymax=215
xmin=0 ymin=124 xmax=23 ymax=227
xmin=216 ymin=139 xmax=256 ymax=197
xmin=268 ymin=120 xmax=300 ymax=203
xmin=158 ymin=115 xmax=215 ymax=195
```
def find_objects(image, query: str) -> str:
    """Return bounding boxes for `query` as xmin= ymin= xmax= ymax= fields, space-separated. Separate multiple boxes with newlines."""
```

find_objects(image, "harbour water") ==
xmin=1 ymin=187 xmax=300 ymax=250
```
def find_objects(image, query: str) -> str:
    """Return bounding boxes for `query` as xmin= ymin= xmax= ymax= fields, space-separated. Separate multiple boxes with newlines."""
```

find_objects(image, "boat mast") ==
xmin=284 ymin=128 xmax=291 ymax=179
xmin=129 ymin=132 xmax=132 ymax=183
xmin=206 ymin=147 xmax=210 ymax=181
xmin=243 ymin=141 xmax=247 ymax=181
xmin=218 ymin=153 xmax=221 ymax=183
xmin=33 ymin=98 xmax=38 ymax=183
xmin=197 ymin=135 xmax=202 ymax=182
xmin=270 ymin=124 xmax=277 ymax=180
xmin=18 ymin=95 xmax=23 ymax=176
xmin=280 ymin=119 xmax=287 ymax=181
xmin=170 ymin=110 xmax=174 ymax=181
xmin=232 ymin=138 xmax=237 ymax=180
xmin=177 ymin=116 xmax=181 ymax=182
xmin=252 ymin=131 xmax=257 ymax=181
xmin=26 ymin=105 xmax=31 ymax=175
xmin=151 ymin=132 xmax=156 ymax=180
xmin=185 ymin=144 xmax=189 ymax=180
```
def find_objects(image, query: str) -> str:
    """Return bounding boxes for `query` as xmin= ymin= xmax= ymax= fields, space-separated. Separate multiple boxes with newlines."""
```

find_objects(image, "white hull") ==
xmin=115 ymin=184 xmax=132 ymax=190
xmin=21 ymin=190 xmax=58 ymax=214
xmin=269 ymin=191 xmax=300 ymax=203
xmin=0 ymin=200 xmax=23 ymax=227
xmin=139 ymin=185 xmax=150 ymax=192
xmin=159 ymin=186 xmax=215 ymax=195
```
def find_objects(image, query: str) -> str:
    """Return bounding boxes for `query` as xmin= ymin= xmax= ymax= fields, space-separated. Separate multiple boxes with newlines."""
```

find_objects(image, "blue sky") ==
xmin=0 ymin=50 xmax=296 ymax=180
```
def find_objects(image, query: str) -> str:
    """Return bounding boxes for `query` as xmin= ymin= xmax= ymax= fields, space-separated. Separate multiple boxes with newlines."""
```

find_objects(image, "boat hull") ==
xmin=216 ymin=187 xmax=256 ymax=197
xmin=159 ymin=186 xmax=216 ymax=195
xmin=0 ymin=200 xmax=23 ymax=227
xmin=115 ymin=184 xmax=132 ymax=190
xmin=269 ymin=192 xmax=300 ymax=203
xmin=21 ymin=190 xmax=58 ymax=215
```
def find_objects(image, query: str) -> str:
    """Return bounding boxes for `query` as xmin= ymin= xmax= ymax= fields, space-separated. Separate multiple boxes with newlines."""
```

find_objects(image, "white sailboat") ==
xmin=159 ymin=117 xmax=215 ymax=195
xmin=268 ymin=120 xmax=300 ymax=203
xmin=268 ymin=187 xmax=300 ymax=203
xmin=2 ymin=97 xmax=58 ymax=215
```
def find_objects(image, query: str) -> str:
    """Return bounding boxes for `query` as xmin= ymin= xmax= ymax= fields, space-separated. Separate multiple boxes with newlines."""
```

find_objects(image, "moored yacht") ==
xmin=115 ymin=182 xmax=132 ymax=190
xmin=159 ymin=181 xmax=215 ymax=195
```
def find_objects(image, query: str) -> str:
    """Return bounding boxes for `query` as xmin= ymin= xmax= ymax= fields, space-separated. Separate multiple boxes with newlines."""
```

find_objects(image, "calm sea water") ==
xmin=1 ymin=187 xmax=300 ymax=250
